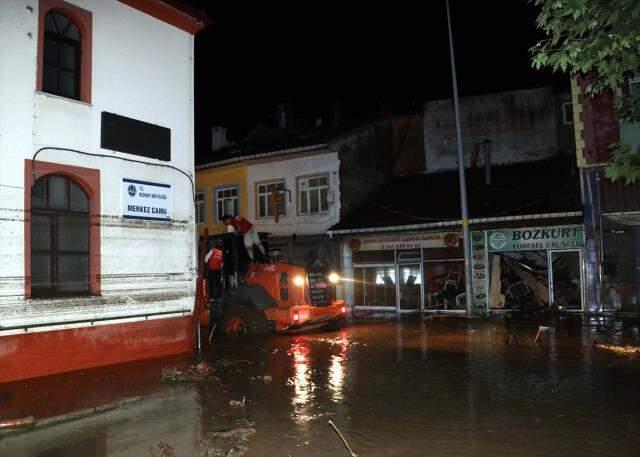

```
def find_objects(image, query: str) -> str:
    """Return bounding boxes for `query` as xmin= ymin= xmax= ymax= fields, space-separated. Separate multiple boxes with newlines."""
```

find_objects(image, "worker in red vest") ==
xmin=204 ymin=241 xmax=224 ymax=303
xmin=222 ymin=214 xmax=266 ymax=262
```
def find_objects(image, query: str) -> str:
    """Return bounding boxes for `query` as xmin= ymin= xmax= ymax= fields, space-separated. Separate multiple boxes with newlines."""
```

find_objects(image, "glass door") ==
xmin=548 ymin=250 xmax=583 ymax=311
xmin=353 ymin=265 xmax=397 ymax=310
xmin=398 ymin=264 xmax=422 ymax=311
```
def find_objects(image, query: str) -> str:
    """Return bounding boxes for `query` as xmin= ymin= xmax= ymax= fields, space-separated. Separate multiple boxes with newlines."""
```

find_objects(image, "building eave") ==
xmin=326 ymin=211 xmax=583 ymax=236
xmin=196 ymin=144 xmax=330 ymax=171
xmin=118 ymin=0 xmax=208 ymax=35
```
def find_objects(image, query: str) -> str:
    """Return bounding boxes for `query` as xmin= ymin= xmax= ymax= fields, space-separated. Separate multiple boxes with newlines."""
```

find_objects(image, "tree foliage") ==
xmin=530 ymin=0 xmax=640 ymax=184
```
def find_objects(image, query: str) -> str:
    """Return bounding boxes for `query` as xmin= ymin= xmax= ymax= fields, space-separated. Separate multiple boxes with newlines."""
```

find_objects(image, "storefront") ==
xmin=597 ymin=176 xmax=640 ymax=312
xmin=471 ymin=224 xmax=585 ymax=315
xmin=336 ymin=223 xmax=586 ymax=315
xmin=346 ymin=231 xmax=464 ymax=313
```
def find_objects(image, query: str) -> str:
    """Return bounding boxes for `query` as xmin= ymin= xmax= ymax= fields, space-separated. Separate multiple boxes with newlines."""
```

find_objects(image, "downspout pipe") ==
xmin=595 ymin=169 xmax=605 ymax=310
xmin=585 ymin=168 xmax=602 ymax=312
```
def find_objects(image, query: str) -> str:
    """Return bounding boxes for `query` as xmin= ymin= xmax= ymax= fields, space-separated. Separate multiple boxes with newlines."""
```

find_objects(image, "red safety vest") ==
xmin=208 ymin=247 xmax=223 ymax=270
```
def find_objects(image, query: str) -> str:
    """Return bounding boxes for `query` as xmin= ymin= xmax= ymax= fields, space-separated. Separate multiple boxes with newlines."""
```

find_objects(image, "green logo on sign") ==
xmin=489 ymin=232 xmax=507 ymax=250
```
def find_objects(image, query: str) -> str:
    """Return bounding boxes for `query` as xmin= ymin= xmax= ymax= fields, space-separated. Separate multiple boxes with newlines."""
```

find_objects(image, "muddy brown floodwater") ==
xmin=2 ymin=315 xmax=640 ymax=456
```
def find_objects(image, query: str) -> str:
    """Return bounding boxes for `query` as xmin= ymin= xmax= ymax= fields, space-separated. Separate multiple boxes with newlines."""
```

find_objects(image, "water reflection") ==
xmin=420 ymin=320 xmax=428 ymax=358
xmin=328 ymin=331 xmax=349 ymax=402
xmin=288 ymin=337 xmax=315 ymax=422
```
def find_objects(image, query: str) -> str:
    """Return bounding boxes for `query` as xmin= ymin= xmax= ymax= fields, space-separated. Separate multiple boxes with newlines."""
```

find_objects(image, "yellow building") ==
xmin=195 ymin=162 xmax=248 ymax=237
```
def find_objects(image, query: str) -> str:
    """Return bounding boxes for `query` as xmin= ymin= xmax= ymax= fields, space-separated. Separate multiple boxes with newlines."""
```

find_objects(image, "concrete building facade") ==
xmin=0 ymin=0 xmax=206 ymax=382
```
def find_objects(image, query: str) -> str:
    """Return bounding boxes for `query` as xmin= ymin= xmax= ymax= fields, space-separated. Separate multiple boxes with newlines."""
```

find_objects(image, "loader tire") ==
xmin=220 ymin=304 xmax=269 ymax=338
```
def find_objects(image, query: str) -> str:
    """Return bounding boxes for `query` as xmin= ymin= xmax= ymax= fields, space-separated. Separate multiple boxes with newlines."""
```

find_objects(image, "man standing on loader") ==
xmin=222 ymin=214 xmax=266 ymax=262
xmin=204 ymin=240 xmax=224 ymax=330
xmin=205 ymin=241 xmax=224 ymax=300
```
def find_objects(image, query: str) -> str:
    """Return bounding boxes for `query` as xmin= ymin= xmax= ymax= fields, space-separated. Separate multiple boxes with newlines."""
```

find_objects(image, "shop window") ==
xmin=195 ymin=190 xmax=205 ymax=224
xmin=298 ymin=175 xmax=329 ymax=215
xmin=215 ymin=185 xmax=239 ymax=222
xmin=257 ymin=180 xmax=286 ymax=218
xmin=353 ymin=265 xmax=396 ymax=308
xmin=603 ymin=228 xmax=634 ymax=309
xmin=424 ymin=260 xmax=464 ymax=309
xmin=31 ymin=175 xmax=89 ymax=296
xmin=38 ymin=0 xmax=93 ymax=103
xmin=399 ymin=264 xmax=421 ymax=310
xmin=375 ymin=268 xmax=396 ymax=285
xmin=399 ymin=266 xmax=421 ymax=285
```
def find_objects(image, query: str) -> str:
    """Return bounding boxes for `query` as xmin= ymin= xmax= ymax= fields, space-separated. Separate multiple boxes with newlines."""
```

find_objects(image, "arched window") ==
xmin=31 ymin=175 xmax=89 ymax=296
xmin=43 ymin=11 xmax=81 ymax=100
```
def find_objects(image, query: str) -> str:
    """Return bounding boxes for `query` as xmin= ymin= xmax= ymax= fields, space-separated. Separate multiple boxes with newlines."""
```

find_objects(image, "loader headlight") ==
xmin=293 ymin=275 xmax=305 ymax=286
xmin=328 ymin=272 xmax=341 ymax=284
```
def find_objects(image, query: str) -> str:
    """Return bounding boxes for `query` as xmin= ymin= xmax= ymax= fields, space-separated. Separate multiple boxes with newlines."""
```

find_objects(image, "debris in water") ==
xmin=214 ymin=359 xmax=253 ymax=368
xmin=229 ymin=397 xmax=246 ymax=408
xmin=314 ymin=337 xmax=359 ymax=347
xmin=161 ymin=363 xmax=221 ymax=383
xmin=594 ymin=342 xmax=640 ymax=355
xmin=328 ymin=420 xmax=358 ymax=457
xmin=149 ymin=441 xmax=175 ymax=457
xmin=250 ymin=374 xmax=272 ymax=383
xmin=534 ymin=326 xmax=553 ymax=344
xmin=199 ymin=419 xmax=256 ymax=457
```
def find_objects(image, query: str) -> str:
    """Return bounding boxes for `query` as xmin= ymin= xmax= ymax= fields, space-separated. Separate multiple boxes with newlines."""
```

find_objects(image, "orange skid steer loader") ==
xmin=198 ymin=231 xmax=346 ymax=338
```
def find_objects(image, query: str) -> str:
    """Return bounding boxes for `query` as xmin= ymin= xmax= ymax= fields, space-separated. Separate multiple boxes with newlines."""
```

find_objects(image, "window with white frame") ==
xmin=298 ymin=175 xmax=329 ymax=215
xmin=562 ymin=102 xmax=573 ymax=125
xmin=216 ymin=186 xmax=239 ymax=221
xmin=195 ymin=190 xmax=205 ymax=224
xmin=257 ymin=180 xmax=286 ymax=218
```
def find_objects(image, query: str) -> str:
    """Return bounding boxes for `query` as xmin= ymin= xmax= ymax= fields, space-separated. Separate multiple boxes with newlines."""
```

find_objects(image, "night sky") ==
xmin=189 ymin=1 xmax=566 ymax=159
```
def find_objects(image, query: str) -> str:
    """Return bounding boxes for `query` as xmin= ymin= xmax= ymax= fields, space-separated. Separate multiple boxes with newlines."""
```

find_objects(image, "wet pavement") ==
xmin=2 ymin=314 xmax=640 ymax=456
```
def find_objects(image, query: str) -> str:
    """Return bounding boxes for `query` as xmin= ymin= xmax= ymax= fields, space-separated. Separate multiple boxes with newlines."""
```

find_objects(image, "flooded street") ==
xmin=2 ymin=316 xmax=640 ymax=456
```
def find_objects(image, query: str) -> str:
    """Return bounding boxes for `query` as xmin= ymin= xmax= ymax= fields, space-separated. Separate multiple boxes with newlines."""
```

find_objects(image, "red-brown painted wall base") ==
xmin=0 ymin=355 xmax=190 ymax=422
xmin=0 ymin=316 xmax=194 ymax=383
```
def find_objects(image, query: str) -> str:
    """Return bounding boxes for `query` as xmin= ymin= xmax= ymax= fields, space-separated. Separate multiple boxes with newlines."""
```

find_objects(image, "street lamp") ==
xmin=445 ymin=0 xmax=473 ymax=316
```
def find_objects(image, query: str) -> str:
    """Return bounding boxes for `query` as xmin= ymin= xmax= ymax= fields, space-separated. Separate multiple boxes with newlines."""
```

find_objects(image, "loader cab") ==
xmin=203 ymin=231 xmax=270 ymax=289
xmin=246 ymin=263 xmax=313 ymax=308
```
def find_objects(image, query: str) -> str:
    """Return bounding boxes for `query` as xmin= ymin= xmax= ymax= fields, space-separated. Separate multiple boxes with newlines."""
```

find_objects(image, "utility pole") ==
xmin=445 ymin=0 xmax=473 ymax=316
